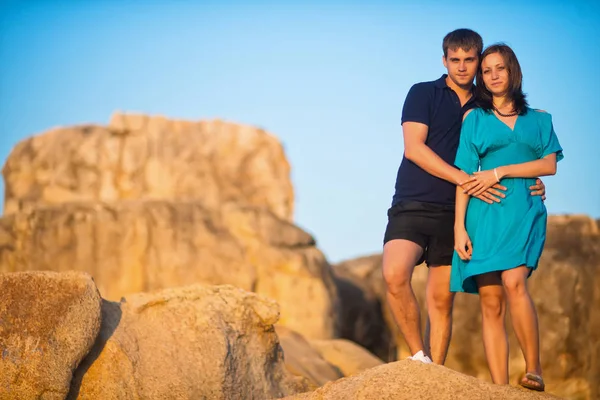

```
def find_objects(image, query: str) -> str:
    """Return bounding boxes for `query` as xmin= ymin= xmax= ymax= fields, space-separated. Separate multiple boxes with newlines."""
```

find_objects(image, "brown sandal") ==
xmin=520 ymin=373 xmax=545 ymax=392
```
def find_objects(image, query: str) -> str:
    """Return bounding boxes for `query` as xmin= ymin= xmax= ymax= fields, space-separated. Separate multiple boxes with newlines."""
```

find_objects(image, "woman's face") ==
xmin=481 ymin=52 xmax=510 ymax=98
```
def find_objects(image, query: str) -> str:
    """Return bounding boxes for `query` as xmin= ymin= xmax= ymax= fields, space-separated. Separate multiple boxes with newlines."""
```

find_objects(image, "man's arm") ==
xmin=465 ymin=154 xmax=557 ymax=197
xmin=403 ymin=121 xmax=471 ymax=186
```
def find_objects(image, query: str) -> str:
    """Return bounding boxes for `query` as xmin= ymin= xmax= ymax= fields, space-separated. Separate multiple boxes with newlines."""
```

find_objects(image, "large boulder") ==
xmin=0 ymin=271 xmax=102 ymax=400
xmin=280 ymin=360 xmax=561 ymax=400
xmin=276 ymin=326 xmax=344 ymax=388
xmin=2 ymin=113 xmax=294 ymax=221
xmin=308 ymin=339 xmax=384 ymax=377
xmin=0 ymin=201 xmax=339 ymax=340
xmin=68 ymin=284 xmax=308 ymax=399
xmin=332 ymin=255 xmax=395 ymax=361
xmin=275 ymin=327 xmax=383 ymax=390
xmin=334 ymin=215 xmax=600 ymax=400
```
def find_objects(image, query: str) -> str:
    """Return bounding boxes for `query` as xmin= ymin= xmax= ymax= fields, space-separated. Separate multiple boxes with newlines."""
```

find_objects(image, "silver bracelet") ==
xmin=493 ymin=168 xmax=500 ymax=182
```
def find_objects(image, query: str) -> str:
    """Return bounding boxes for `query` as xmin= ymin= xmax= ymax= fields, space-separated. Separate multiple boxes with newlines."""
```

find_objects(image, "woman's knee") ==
xmin=480 ymin=293 xmax=505 ymax=320
xmin=502 ymin=271 xmax=529 ymax=298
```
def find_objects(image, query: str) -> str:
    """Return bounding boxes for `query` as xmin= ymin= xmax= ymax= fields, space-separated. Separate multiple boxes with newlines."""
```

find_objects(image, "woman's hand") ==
xmin=454 ymin=226 xmax=473 ymax=261
xmin=465 ymin=169 xmax=500 ymax=197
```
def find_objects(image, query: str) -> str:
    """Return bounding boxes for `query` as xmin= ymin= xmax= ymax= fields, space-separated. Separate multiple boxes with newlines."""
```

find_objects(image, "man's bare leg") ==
xmin=382 ymin=239 xmax=425 ymax=357
xmin=424 ymin=264 xmax=455 ymax=364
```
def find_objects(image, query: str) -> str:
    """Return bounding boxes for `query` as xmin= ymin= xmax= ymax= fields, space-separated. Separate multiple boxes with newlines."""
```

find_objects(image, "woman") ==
xmin=450 ymin=43 xmax=563 ymax=392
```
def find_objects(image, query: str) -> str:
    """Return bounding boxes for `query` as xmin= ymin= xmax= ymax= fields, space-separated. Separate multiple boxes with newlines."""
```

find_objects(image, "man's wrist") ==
xmin=454 ymin=170 xmax=469 ymax=185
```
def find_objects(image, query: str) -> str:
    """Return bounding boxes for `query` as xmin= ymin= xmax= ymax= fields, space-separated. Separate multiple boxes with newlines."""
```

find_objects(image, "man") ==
xmin=382 ymin=28 xmax=546 ymax=364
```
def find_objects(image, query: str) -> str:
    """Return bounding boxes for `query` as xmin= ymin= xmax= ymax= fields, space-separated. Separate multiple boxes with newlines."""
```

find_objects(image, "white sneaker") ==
xmin=408 ymin=350 xmax=433 ymax=364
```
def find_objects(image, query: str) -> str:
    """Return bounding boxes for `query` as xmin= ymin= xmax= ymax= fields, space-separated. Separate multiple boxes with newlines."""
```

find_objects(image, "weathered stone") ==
xmin=2 ymin=113 xmax=294 ymax=221
xmin=308 ymin=339 xmax=384 ymax=377
xmin=332 ymin=255 xmax=394 ymax=362
xmin=68 ymin=284 xmax=308 ymax=400
xmin=276 ymin=326 xmax=344 ymax=388
xmin=0 ymin=271 xmax=102 ymax=400
xmin=280 ymin=360 xmax=563 ymax=400
xmin=0 ymin=201 xmax=339 ymax=340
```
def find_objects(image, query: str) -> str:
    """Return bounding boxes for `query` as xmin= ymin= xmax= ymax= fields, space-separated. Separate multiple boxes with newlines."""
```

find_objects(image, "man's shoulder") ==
xmin=404 ymin=79 xmax=439 ymax=105
xmin=408 ymin=79 xmax=439 ymax=93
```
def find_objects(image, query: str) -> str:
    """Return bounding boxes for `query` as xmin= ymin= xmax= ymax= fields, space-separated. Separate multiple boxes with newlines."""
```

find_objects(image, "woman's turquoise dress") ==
xmin=450 ymin=107 xmax=563 ymax=294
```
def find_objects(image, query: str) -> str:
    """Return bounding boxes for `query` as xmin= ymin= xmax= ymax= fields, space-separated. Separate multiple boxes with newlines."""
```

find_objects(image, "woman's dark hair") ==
xmin=475 ymin=43 xmax=529 ymax=115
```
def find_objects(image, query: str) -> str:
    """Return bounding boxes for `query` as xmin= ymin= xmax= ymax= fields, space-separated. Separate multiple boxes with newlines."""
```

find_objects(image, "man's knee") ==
xmin=382 ymin=261 xmax=413 ymax=296
xmin=426 ymin=266 xmax=454 ymax=314
xmin=427 ymin=286 xmax=454 ymax=314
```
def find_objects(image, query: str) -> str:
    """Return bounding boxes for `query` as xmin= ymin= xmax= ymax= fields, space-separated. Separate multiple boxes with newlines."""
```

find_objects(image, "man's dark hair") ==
xmin=475 ymin=43 xmax=529 ymax=115
xmin=442 ymin=28 xmax=483 ymax=58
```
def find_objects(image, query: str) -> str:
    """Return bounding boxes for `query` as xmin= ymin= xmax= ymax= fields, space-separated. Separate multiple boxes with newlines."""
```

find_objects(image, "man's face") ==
xmin=443 ymin=47 xmax=479 ymax=88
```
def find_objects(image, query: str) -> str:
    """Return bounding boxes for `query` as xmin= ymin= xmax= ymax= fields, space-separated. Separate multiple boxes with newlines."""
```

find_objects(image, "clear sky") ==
xmin=1 ymin=0 xmax=598 ymax=263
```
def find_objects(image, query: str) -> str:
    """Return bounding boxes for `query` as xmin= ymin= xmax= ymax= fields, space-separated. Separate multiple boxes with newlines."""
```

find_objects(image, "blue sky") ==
xmin=1 ymin=0 xmax=598 ymax=263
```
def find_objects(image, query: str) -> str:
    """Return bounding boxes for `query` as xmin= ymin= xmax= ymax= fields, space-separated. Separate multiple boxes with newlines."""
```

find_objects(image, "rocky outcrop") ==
xmin=68 ymin=284 xmax=307 ymax=400
xmin=2 ymin=113 xmax=293 ymax=221
xmin=332 ymin=255 xmax=394 ymax=361
xmin=0 ymin=201 xmax=339 ymax=341
xmin=334 ymin=215 xmax=600 ymax=400
xmin=276 ymin=326 xmax=344 ymax=388
xmin=308 ymin=339 xmax=384 ymax=377
xmin=0 ymin=114 xmax=338 ymax=341
xmin=276 ymin=327 xmax=383 ymax=390
xmin=280 ymin=360 xmax=562 ymax=400
xmin=0 ymin=271 xmax=102 ymax=400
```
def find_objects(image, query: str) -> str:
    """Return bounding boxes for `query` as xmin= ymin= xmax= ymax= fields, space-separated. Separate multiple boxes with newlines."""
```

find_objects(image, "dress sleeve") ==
xmin=537 ymin=111 xmax=564 ymax=162
xmin=454 ymin=109 xmax=480 ymax=174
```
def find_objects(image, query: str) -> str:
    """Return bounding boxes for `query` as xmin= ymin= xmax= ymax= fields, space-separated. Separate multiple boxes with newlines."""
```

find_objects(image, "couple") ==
xmin=383 ymin=28 xmax=563 ymax=392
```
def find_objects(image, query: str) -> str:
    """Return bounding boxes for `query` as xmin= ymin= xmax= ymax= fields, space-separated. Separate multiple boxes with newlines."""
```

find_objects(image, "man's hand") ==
xmin=460 ymin=176 xmax=506 ymax=204
xmin=476 ymin=184 xmax=506 ymax=204
xmin=530 ymin=178 xmax=546 ymax=201
xmin=465 ymin=169 xmax=499 ymax=196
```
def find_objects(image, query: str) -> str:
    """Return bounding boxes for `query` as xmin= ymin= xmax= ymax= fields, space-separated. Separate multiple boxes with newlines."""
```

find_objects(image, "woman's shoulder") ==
xmin=526 ymin=107 xmax=552 ymax=120
xmin=463 ymin=107 xmax=489 ymax=122
xmin=464 ymin=107 xmax=481 ymax=118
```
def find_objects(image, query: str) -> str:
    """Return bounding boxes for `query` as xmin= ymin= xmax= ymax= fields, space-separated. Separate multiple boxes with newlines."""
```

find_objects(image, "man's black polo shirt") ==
xmin=392 ymin=74 xmax=476 ymax=206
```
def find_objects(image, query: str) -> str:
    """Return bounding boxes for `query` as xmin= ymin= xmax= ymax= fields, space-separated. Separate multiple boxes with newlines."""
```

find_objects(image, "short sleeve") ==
xmin=401 ymin=83 xmax=431 ymax=126
xmin=537 ymin=111 xmax=564 ymax=162
xmin=454 ymin=109 xmax=480 ymax=174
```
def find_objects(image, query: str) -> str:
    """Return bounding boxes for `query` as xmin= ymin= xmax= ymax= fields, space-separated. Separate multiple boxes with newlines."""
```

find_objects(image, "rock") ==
xmin=0 ymin=271 xmax=102 ymax=400
xmin=308 ymin=339 xmax=384 ymax=377
xmin=276 ymin=326 xmax=344 ymax=388
xmin=275 ymin=327 xmax=384 ymax=389
xmin=2 ymin=113 xmax=294 ymax=221
xmin=333 ymin=215 xmax=600 ymax=400
xmin=0 ymin=201 xmax=339 ymax=340
xmin=279 ymin=360 xmax=563 ymax=400
xmin=68 ymin=284 xmax=308 ymax=400
xmin=332 ymin=254 xmax=400 ymax=361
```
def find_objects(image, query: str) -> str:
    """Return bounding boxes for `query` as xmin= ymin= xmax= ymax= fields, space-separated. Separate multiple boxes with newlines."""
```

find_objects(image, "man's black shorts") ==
xmin=383 ymin=200 xmax=455 ymax=267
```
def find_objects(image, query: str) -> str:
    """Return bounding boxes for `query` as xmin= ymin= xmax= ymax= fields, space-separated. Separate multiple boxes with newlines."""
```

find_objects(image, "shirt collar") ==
xmin=434 ymin=74 xmax=448 ymax=88
xmin=437 ymin=74 xmax=476 ymax=99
